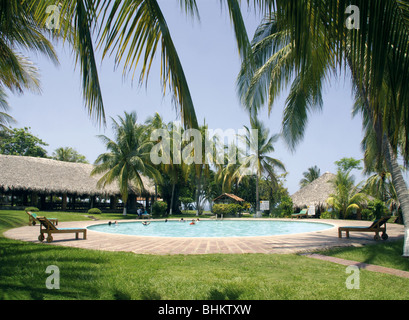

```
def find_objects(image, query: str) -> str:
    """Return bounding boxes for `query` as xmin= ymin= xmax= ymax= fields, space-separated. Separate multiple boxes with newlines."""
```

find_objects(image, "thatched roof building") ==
xmin=213 ymin=193 xmax=245 ymax=204
xmin=0 ymin=155 xmax=156 ymax=212
xmin=0 ymin=154 xmax=155 ymax=196
xmin=291 ymin=172 xmax=336 ymax=208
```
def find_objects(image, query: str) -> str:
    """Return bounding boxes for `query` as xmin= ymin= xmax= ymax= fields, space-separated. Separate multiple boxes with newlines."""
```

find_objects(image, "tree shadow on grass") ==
xmin=206 ymin=286 xmax=243 ymax=300
xmin=0 ymin=238 xmax=108 ymax=300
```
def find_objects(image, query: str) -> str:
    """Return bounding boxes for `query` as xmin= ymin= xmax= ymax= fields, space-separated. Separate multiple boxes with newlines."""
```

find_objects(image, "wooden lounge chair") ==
xmin=291 ymin=209 xmax=308 ymax=219
xmin=26 ymin=211 xmax=58 ymax=226
xmin=37 ymin=217 xmax=86 ymax=243
xmin=338 ymin=217 xmax=390 ymax=241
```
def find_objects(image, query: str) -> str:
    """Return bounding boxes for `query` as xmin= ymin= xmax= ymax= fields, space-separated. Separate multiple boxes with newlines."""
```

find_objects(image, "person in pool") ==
xmin=142 ymin=221 xmax=150 ymax=226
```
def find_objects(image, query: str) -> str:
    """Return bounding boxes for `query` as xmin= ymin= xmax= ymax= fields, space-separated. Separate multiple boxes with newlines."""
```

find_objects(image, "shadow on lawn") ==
xmin=207 ymin=286 xmax=243 ymax=300
xmin=0 ymin=238 xmax=105 ymax=300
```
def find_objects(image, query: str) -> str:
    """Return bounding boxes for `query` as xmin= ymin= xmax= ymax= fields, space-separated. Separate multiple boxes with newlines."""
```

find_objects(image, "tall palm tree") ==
xmin=92 ymin=111 xmax=160 ymax=215
xmin=237 ymin=3 xmax=409 ymax=255
xmin=236 ymin=116 xmax=285 ymax=212
xmin=184 ymin=122 xmax=215 ymax=215
xmin=145 ymin=115 xmax=188 ymax=215
xmin=299 ymin=166 xmax=321 ymax=188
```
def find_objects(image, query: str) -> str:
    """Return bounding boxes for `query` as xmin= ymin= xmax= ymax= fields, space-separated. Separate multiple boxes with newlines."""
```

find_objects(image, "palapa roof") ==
xmin=291 ymin=172 xmax=336 ymax=208
xmin=0 ymin=154 xmax=155 ymax=196
xmin=213 ymin=193 xmax=245 ymax=203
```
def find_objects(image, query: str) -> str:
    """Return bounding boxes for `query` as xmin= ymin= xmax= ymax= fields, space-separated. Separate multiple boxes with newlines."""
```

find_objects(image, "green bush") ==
xmin=320 ymin=211 xmax=339 ymax=219
xmin=361 ymin=208 xmax=374 ymax=221
xmin=212 ymin=203 xmax=244 ymax=216
xmin=152 ymin=201 xmax=167 ymax=216
xmin=24 ymin=207 xmax=39 ymax=212
xmin=278 ymin=196 xmax=293 ymax=217
xmin=88 ymin=208 xmax=102 ymax=215
xmin=367 ymin=199 xmax=388 ymax=220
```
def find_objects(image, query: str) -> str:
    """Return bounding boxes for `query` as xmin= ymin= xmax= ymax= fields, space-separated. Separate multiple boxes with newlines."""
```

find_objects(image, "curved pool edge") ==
xmin=86 ymin=218 xmax=337 ymax=239
xmin=4 ymin=218 xmax=404 ymax=255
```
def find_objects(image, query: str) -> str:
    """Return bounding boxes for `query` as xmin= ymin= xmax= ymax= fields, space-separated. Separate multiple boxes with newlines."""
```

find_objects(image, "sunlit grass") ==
xmin=1 ymin=210 xmax=409 ymax=300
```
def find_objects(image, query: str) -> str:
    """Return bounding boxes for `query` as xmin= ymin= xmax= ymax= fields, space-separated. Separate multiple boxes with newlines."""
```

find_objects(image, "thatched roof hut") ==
xmin=0 ymin=154 xmax=155 ymax=197
xmin=291 ymin=172 xmax=336 ymax=208
xmin=213 ymin=193 xmax=245 ymax=204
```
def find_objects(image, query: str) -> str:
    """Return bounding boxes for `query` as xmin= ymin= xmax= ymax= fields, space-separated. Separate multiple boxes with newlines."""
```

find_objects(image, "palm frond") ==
xmin=97 ymin=0 xmax=198 ymax=129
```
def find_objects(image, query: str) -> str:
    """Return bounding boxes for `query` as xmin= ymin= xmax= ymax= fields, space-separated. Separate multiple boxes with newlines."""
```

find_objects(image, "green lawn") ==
xmin=1 ymin=210 xmax=409 ymax=300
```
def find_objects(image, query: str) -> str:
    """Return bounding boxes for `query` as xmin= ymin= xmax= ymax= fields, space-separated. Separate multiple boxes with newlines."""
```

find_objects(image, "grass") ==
xmin=318 ymin=239 xmax=409 ymax=272
xmin=1 ymin=210 xmax=409 ymax=300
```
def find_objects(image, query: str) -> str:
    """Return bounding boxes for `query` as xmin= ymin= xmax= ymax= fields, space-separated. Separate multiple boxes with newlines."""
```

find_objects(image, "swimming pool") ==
xmin=88 ymin=220 xmax=334 ymax=238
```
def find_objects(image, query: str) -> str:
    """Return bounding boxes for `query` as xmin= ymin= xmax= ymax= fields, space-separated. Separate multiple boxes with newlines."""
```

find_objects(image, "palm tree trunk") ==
xmin=256 ymin=174 xmax=260 ymax=212
xmin=348 ymin=56 xmax=409 ymax=255
xmin=196 ymin=168 xmax=202 ymax=216
xmin=383 ymin=136 xmax=409 ymax=256
xmin=169 ymin=182 xmax=175 ymax=215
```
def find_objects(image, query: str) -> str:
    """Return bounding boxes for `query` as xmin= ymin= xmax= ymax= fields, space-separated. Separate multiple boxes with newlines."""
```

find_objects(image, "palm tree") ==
xmin=327 ymin=170 xmax=368 ymax=219
xmin=27 ymin=0 xmax=264 ymax=129
xmin=299 ymin=166 xmax=321 ymax=188
xmin=52 ymin=147 xmax=88 ymax=163
xmin=184 ymin=122 xmax=215 ymax=216
xmin=0 ymin=1 xmax=58 ymax=128
xmin=92 ymin=111 xmax=160 ymax=215
xmin=215 ymin=142 xmax=245 ymax=193
xmin=237 ymin=3 xmax=409 ymax=255
xmin=236 ymin=116 xmax=285 ymax=212
xmin=145 ymin=116 xmax=188 ymax=215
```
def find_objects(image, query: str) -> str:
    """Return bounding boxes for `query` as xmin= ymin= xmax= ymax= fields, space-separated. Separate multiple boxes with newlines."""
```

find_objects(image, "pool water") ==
xmin=88 ymin=220 xmax=333 ymax=238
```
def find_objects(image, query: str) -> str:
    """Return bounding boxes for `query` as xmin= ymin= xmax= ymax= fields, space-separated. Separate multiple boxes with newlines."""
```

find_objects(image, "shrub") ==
xmin=278 ymin=196 xmax=293 ymax=217
xmin=152 ymin=201 xmax=167 ymax=216
xmin=367 ymin=199 xmax=388 ymax=220
xmin=361 ymin=208 xmax=374 ymax=221
xmin=212 ymin=203 xmax=244 ymax=216
xmin=24 ymin=207 xmax=39 ymax=212
xmin=242 ymin=202 xmax=251 ymax=211
xmin=320 ymin=211 xmax=338 ymax=219
xmin=88 ymin=208 xmax=102 ymax=215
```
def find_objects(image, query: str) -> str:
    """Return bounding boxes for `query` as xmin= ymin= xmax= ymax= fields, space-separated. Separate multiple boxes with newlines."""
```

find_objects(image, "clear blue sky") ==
xmin=6 ymin=0 xmax=367 ymax=195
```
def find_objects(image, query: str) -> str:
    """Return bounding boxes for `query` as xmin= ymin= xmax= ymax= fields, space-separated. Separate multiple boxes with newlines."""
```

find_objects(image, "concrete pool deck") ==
xmin=4 ymin=218 xmax=405 ymax=255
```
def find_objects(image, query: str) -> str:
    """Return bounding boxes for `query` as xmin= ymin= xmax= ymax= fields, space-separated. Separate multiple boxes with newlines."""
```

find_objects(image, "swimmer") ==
xmin=190 ymin=219 xmax=195 ymax=225
xmin=142 ymin=221 xmax=151 ymax=226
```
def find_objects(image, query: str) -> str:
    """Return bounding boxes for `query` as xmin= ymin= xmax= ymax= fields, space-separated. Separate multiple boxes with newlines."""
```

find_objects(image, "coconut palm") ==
xmin=326 ymin=169 xmax=368 ymax=219
xmin=0 ymin=1 xmax=59 ymax=128
xmin=299 ymin=166 xmax=321 ymax=188
xmin=52 ymin=147 xmax=88 ymax=163
xmin=28 ymin=0 xmax=264 ymax=129
xmin=236 ymin=116 xmax=285 ymax=211
xmin=237 ymin=2 xmax=409 ymax=255
xmin=145 ymin=116 xmax=188 ymax=215
xmin=215 ymin=142 xmax=245 ymax=193
xmin=92 ymin=111 xmax=160 ymax=215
